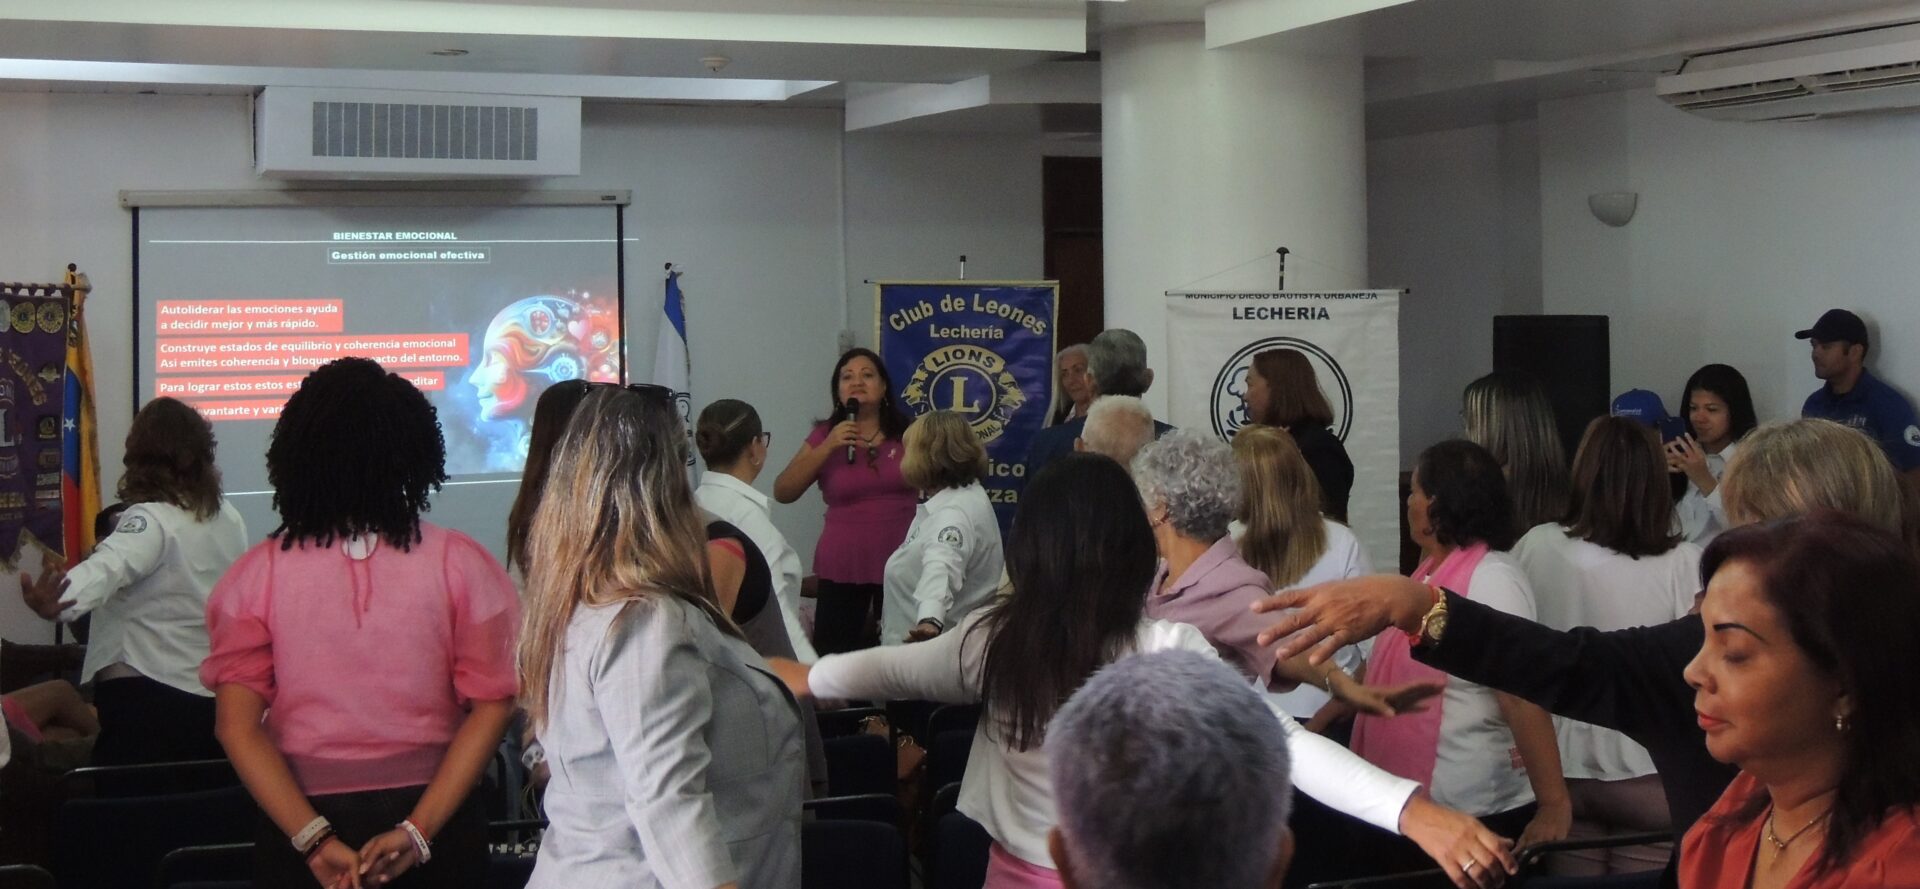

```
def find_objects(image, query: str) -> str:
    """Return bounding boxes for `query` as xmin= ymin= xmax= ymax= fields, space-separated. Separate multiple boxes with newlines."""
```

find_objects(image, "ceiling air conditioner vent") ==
xmin=1657 ymin=22 xmax=1920 ymax=121
xmin=1666 ymin=79 xmax=1811 ymax=110
xmin=257 ymin=86 xmax=579 ymax=179
xmin=1810 ymin=61 xmax=1920 ymax=92
xmin=311 ymin=101 xmax=538 ymax=161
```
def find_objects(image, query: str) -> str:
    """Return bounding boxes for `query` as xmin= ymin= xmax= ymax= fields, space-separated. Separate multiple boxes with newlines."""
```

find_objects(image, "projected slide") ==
xmin=137 ymin=204 xmax=623 ymax=481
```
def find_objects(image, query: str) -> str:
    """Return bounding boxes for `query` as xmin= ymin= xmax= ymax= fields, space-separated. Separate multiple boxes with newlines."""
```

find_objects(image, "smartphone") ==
xmin=1658 ymin=417 xmax=1687 ymax=445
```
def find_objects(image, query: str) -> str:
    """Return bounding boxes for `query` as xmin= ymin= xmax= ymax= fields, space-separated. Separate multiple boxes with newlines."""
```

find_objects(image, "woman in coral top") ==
xmin=1680 ymin=511 xmax=1920 ymax=889
xmin=204 ymin=358 xmax=520 ymax=889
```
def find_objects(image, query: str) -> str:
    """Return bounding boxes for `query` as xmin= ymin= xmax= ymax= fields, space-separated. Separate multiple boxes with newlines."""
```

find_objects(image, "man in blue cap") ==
xmin=1798 ymin=308 xmax=1920 ymax=477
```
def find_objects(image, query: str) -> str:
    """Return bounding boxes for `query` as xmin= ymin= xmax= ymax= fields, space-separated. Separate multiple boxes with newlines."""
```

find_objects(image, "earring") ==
xmin=1835 ymin=714 xmax=1849 ymax=733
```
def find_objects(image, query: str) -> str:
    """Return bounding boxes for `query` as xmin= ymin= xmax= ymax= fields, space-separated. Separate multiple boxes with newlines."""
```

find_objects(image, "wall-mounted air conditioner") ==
xmin=255 ymin=86 xmax=582 ymax=178
xmin=1657 ymin=22 xmax=1920 ymax=122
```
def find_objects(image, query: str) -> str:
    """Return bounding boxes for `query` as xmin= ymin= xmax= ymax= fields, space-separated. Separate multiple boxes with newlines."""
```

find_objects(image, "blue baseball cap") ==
xmin=1610 ymin=389 xmax=1671 ymax=427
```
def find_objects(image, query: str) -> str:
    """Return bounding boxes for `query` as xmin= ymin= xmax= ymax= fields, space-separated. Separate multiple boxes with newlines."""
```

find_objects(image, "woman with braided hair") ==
xmin=203 ymin=358 xmax=520 ymax=889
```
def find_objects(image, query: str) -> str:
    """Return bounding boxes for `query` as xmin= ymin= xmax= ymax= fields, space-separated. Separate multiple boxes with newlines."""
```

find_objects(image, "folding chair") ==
xmin=803 ymin=819 xmax=908 ymax=889
xmin=154 ymin=842 xmax=252 ymax=889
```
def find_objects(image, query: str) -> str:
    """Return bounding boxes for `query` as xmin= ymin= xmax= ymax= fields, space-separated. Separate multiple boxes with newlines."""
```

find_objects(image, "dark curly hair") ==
xmin=266 ymin=357 xmax=447 ymax=551
xmin=1415 ymin=439 xmax=1519 ymax=551
xmin=119 ymin=397 xmax=223 ymax=520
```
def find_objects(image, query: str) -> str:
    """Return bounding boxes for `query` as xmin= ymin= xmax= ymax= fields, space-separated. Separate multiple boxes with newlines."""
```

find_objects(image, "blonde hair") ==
xmin=1721 ymin=418 xmax=1903 ymax=533
xmin=517 ymin=387 xmax=735 ymax=730
xmin=901 ymin=410 xmax=989 ymax=492
xmin=1462 ymin=372 xmax=1569 ymax=532
xmin=1232 ymin=426 xmax=1328 ymax=588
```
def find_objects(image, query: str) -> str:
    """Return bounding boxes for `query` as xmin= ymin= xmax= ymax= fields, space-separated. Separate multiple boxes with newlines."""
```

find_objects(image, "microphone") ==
xmin=844 ymin=398 xmax=862 ymax=464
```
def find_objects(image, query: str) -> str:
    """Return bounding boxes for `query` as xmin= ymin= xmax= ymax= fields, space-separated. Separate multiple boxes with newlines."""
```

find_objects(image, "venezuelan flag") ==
xmin=60 ymin=266 xmax=100 ymax=562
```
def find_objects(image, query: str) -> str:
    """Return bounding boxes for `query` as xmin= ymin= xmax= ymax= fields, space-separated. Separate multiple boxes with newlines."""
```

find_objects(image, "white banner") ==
xmin=1165 ymin=291 xmax=1401 ymax=570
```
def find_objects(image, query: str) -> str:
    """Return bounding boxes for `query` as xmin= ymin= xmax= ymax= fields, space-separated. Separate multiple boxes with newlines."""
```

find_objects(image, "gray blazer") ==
xmin=529 ymin=595 xmax=805 ymax=889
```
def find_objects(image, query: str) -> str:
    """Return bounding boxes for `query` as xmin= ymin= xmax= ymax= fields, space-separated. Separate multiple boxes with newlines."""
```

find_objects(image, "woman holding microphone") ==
xmin=775 ymin=348 xmax=917 ymax=654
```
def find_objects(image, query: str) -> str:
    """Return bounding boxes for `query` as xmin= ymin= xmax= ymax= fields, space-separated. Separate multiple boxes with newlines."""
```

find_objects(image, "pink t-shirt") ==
xmin=201 ymin=522 xmax=520 ymax=796
xmin=805 ymin=421 xmax=916 ymax=585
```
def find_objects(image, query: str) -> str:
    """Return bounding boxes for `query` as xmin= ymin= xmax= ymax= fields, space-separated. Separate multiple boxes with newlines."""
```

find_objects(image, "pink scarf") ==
xmin=1350 ymin=542 xmax=1490 ymax=788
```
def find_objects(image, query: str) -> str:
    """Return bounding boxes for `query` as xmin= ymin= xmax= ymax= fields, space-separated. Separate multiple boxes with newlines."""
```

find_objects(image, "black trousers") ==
xmin=90 ymin=675 xmax=223 ymax=767
xmin=812 ymin=579 xmax=882 ymax=655
xmin=254 ymin=784 xmax=487 ymax=888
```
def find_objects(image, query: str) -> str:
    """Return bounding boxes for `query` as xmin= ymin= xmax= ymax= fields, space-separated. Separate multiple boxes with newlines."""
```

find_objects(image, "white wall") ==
xmin=0 ymin=92 xmax=1042 ymax=642
xmin=0 ymin=93 xmax=261 ymax=644
xmin=1368 ymin=117 xmax=1543 ymax=460
xmin=1540 ymin=89 xmax=1920 ymax=420
xmin=842 ymin=131 xmax=1045 ymax=346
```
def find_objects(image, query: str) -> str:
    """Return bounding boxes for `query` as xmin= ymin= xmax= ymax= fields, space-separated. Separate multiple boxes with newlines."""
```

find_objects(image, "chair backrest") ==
xmin=802 ymin=819 xmax=907 ymax=889
xmin=804 ymin=793 xmax=903 ymax=826
xmin=823 ymin=733 xmax=895 ymax=798
xmin=0 ymin=864 xmax=57 ymax=889
xmin=815 ymin=706 xmax=885 ymax=739
xmin=929 ymin=810 xmax=992 ymax=889
xmin=926 ymin=704 xmax=981 ymax=740
xmin=53 ymin=785 xmax=253 ymax=889
xmin=155 ymin=843 xmax=252 ymax=889
xmin=924 ymin=728 xmax=974 ymax=793
xmin=61 ymin=758 xmax=237 ymax=798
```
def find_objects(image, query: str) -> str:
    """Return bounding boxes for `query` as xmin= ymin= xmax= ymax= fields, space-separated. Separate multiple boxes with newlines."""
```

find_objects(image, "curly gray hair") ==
xmin=1130 ymin=430 xmax=1240 ymax=542
xmin=1048 ymin=650 xmax=1293 ymax=889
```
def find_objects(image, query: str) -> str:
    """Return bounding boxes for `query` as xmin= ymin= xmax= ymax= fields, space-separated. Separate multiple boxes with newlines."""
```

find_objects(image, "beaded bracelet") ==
xmin=301 ymin=829 xmax=337 ymax=862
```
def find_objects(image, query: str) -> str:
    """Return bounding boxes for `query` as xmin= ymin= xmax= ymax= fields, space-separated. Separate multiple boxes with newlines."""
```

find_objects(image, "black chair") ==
xmin=1512 ymin=832 xmax=1671 ymax=889
xmin=53 ymin=784 xmax=253 ymax=889
xmin=923 ymin=729 xmax=973 ymax=798
xmin=154 ymin=842 xmax=252 ymax=889
xmin=0 ymin=865 xmax=56 ymax=889
xmin=485 ymin=819 xmax=547 ymax=889
xmin=61 ymin=757 xmax=238 ymax=798
xmin=805 ymin=792 xmax=904 ymax=826
xmin=931 ymin=811 xmax=992 ymax=889
xmin=926 ymin=704 xmax=980 ymax=740
xmin=803 ymin=819 xmax=908 ymax=889
xmin=1517 ymin=875 xmax=1662 ymax=889
xmin=823 ymin=732 xmax=895 ymax=797
xmin=815 ymin=706 xmax=886 ymax=739
xmin=1304 ymin=832 xmax=1673 ymax=889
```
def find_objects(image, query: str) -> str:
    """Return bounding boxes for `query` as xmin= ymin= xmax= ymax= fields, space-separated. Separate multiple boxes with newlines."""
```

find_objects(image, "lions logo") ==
xmin=36 ymin=301 xmax=65 ymax=335
xmin=1210 ymin=337 xmax=1354 ymax=442
xmin=902 ymin=345 xmax=1025 ymax=443
xmin=10 ymin=303 xmax=34 ymax=335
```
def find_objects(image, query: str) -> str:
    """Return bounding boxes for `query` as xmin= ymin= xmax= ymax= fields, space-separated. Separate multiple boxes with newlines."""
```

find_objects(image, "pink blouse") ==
xmin=201 ymin=522 xmax=520 ymax=796
xmin=805 ymin=421 xmax=917 ymax=585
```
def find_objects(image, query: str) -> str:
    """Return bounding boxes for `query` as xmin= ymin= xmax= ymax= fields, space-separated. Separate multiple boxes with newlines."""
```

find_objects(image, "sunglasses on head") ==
xmin=594 ymin=381 xmax=676 ymax=403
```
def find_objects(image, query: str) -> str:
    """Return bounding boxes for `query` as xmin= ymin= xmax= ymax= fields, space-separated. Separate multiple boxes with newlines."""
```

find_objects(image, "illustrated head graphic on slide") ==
xmin=467 ymin=292 xmax=619 ymax=421
xmin=461 ymin=291 xmax=619 ymax=470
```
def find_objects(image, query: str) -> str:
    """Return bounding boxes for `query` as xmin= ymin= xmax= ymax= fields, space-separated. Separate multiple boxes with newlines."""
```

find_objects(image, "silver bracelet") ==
xmin=291 ymin=816 xmax=332 ymax=854
xmin=398 ymin=819 xmax=433 ymax=864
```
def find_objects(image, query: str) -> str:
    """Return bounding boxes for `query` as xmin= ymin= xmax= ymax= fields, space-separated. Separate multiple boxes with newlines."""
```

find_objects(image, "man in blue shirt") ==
xmin=1798 ymin=308 xmax=1920 ymax=477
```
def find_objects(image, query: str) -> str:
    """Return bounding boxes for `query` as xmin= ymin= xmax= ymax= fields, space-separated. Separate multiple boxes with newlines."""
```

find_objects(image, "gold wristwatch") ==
xmin=1410 ymin=585 xmax=1448 ymax=646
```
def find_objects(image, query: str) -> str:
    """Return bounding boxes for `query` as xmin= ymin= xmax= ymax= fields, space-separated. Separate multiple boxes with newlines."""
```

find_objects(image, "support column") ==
xmin=1102 ymin=24 xmax=1366 ymax=417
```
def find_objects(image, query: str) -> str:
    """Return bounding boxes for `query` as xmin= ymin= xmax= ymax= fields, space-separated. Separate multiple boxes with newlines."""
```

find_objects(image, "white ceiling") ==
xmin=5 ymin=0 xmax=1920 ymax=135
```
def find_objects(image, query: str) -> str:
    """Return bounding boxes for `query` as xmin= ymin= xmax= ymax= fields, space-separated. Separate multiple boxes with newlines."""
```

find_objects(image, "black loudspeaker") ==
xmin=1493 ymin=315 xmax=1610 ymax=461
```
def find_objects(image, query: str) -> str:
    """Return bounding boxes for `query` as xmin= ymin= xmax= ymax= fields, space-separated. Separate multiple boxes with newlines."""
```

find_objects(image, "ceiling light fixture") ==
xmin=431 ymin=49 xmax=470 ymax=57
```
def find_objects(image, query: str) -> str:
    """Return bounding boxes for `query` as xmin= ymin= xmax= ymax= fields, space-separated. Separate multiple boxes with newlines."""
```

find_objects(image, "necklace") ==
xmin=1764 ymin=805 xmax=1833 ymax=853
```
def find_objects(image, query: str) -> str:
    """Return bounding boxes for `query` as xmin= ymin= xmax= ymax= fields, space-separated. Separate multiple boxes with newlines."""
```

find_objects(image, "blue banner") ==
xmin=875 ymin=282 xmax=1058 ymax=531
